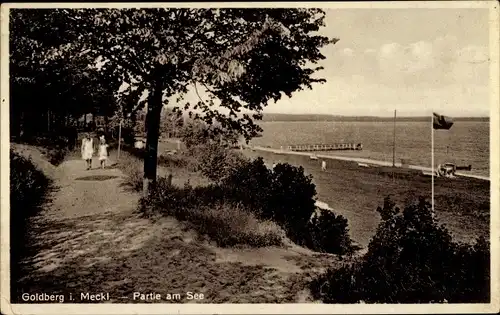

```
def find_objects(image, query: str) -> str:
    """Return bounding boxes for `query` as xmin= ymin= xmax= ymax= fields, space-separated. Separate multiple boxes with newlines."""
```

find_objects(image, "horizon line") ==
xmin=262 ymin=112 xmax=490 ymax=118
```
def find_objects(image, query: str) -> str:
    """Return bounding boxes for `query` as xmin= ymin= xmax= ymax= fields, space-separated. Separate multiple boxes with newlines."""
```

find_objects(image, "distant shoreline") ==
xmin=261 ymin=113 xmax=490 ymax=123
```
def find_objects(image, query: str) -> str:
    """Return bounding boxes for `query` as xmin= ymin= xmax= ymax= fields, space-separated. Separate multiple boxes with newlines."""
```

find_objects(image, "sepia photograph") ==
xmin=1 ymin=1 xmax=499 ymax=314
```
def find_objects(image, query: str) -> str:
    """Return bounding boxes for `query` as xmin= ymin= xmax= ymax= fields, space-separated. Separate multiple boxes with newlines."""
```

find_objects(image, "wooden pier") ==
xmin=287 ymin=143 xmax=363 ymax=152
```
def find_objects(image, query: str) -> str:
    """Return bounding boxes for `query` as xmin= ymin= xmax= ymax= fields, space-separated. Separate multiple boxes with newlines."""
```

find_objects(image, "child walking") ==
xmin=98 ymin=137 xmax=109 ymax=169
xmin=81 ymin=133 xmax=94 ymax=170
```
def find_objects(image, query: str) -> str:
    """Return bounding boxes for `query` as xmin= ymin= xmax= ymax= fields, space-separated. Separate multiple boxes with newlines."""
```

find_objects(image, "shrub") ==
xmin=180 ymin=121 xmax=240 ymax=150
xmin=140 ymin=178 xmax=212 ymax=217
xmin=179 ymin=121 xmax=244 ymax=180
xmin=222 ymin=159 xmax=317 ymax=242
xmin=139 ymin=178 xmax=285 ymax=247
xmin=10 ymin=150 xmax=53 ymax=220
xmin=310 ymin=196 xmax=490 ymax=303
xmin=136 ymin=151 xmax=353 ymax=254
xmin=157 ymin=154 xmax=189 ymax=169
xmin=222 ymin=157 xmax=273 ymax=213
xmin=44 ymin=146 xmax=69 ymax=166
xmin=267 ymin=163 xmax=317 ymax=239
xmin=21 ymin=134 xmax=71 ymax=166
xmin=185 ymin=142 xmax=248 ymax=183
xmin=123 ymin=143 xmax=198 ymax=173
xmin=116 ymin=151 xmax=143 ymax=192
xmin=10 ymin=150 xmax=53 ymax=290
xmin=305 ymin=209 xmax=355 ymax=255
xmin=179 ymin=121 xmax=210 ymax=150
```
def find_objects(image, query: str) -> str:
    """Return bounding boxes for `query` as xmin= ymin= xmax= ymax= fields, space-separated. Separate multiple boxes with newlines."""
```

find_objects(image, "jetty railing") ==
xmin=287 ymin=143 xmax=363 ymax=152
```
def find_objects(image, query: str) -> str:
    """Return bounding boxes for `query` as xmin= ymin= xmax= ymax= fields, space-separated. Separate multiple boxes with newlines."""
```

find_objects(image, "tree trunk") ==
xmin=142 ymin=78 xmax=164 ymax=197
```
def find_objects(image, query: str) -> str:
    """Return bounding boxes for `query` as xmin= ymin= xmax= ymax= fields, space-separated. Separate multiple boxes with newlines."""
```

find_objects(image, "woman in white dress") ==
xmin=81 ymin=133 xmax=94 ymax=170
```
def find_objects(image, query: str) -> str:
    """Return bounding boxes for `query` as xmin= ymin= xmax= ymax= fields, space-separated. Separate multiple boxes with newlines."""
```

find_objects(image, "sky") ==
xmin=262 ymin=8 xmax=491 ymax=117
xmin=121 ymin=8 xmax=491 ymax=117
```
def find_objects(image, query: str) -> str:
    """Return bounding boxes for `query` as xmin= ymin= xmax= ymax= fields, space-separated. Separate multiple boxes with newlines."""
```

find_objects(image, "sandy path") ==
xmin=48 ymin=153 xmax=139 ymax=219
xmin=12 ymin=146 xmax=339 ymax=303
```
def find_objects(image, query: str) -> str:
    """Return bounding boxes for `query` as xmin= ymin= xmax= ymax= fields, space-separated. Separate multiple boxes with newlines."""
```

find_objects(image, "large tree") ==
xmin=10 ymin=8 xmax=338 ymax=194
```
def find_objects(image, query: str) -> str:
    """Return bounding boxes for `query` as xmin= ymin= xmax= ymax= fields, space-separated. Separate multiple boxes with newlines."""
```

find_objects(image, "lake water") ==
xmin=250 ymin=121 xmax=490 ymax=178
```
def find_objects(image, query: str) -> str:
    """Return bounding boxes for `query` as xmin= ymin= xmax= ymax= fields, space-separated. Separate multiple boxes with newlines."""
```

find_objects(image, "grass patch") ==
xmin=158 ymin=153 xmax=190 ymax=169
xmin=115 ymin=150 xmax=144 ymax=192
xmin=139 ymin=178 xmax=286 ymax=248
xmin=183 ymin=203 xmax=285 ymax=248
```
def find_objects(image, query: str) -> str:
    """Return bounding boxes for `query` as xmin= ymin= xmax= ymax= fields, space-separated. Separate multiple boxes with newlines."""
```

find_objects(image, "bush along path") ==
xmin=12 ymin=146 xmax=344 ymax=304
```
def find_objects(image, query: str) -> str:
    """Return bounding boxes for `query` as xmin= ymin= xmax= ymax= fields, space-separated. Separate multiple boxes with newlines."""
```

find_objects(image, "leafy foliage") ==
xmin=310 ymin=196 xmax=490 ymax=303
xmin=222 ymin=157 xmax=274 ymax=213
xmin=305 ymin=209 xmax=355 ymax=255
xmin=179 ymin=120 xmax=240 ymax=149
xmin=10 ymin=10 xmax=122 ymax=138
xmin=157 ymin=154 xmax=190 ymax=169
xmin=10 ymin=8 xmax=338 ymax=185
xmin=10 ymin=150 xmax=53 ymax=222
xmin=267 ymin=163 xmax=317 ymax=238
xmin=188 ymin=144 xmax=247 ymax=183
xmin=222 ymin=158 xmax=322 ymax=245
xmin=10 ymin=150 xmax=54 ymax=292
xmin=160 ymin=107 xmax=185 ymax=138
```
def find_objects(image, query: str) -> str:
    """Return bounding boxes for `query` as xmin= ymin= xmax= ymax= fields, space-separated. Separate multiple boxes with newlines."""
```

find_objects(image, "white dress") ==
xmin=81 ymin=138 xmax=93 ymax=160
xmin=98 ymin=144 xmax=108 ymax=161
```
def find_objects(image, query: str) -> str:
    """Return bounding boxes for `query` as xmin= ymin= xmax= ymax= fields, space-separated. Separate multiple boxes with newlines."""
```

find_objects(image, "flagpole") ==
xmin=392 ymin=109 xmax=396 ymax=167
xmin=431 ymin=112 xmax=434 ymax=212
xmin=117 ymin=118 xmax=122 ymax=160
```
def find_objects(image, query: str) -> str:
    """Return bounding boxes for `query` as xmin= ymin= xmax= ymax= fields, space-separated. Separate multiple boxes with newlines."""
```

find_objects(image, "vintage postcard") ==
xmin=1 ymin=1 xmax=499 ymax=314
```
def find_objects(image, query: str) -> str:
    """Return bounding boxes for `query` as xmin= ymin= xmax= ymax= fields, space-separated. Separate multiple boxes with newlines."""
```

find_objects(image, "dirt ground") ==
xmin=10 ymin=145 xmax=342 ymax=304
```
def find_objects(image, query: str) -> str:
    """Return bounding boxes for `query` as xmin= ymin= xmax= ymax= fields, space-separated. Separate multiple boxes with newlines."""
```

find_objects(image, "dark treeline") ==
xmin=262 ymin=113 xmax=490 ymax=122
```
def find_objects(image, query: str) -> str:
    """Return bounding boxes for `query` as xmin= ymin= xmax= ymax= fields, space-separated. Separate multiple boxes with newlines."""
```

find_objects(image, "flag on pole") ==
xmin=433 ymin=112 xmax=454 ymax=130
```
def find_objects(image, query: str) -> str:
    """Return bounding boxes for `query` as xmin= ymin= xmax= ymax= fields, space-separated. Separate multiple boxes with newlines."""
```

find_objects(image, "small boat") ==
xmin=437 ymin=163 xmax=456 ymax=177
xmin=437 ymin=163 xmax=473 ymax=178
xmin=310 ymin=154 xmax=318 ymax=160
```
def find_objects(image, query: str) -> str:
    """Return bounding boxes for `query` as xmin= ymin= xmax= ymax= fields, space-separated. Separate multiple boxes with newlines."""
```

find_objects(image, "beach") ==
xmin=241 ymin=146 xmax=490 ymax=247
